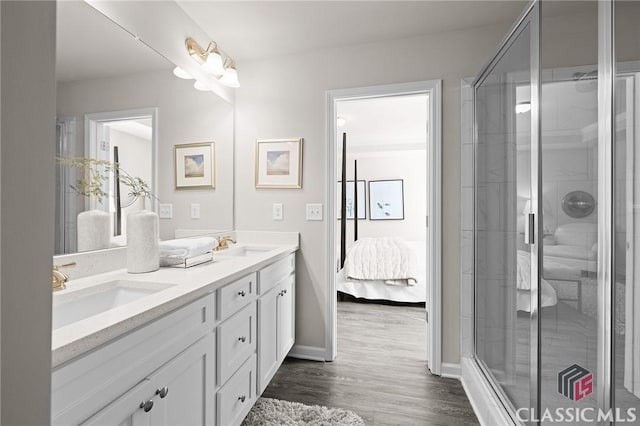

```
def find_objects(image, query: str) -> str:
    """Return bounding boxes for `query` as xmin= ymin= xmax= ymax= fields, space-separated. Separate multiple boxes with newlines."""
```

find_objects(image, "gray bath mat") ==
xmin=242 ymin=397 xmax=365 ymax=426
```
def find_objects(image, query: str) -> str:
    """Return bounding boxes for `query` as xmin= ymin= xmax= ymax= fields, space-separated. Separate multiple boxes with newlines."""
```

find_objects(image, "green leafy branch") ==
xmin=57 ymin=156 xmax=155 ymax=203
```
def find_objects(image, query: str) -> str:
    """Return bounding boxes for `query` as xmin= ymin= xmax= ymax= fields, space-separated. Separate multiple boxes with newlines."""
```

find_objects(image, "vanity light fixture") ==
xmin=173 ymin=66 xmax=193 ymax=80
xmin=184 ymin=37 xmax=240 ymax=88
xmin=193 ymin=80 xmax=209 ymax=91
xmin=219 ymin=59 xmax=240 ymax=88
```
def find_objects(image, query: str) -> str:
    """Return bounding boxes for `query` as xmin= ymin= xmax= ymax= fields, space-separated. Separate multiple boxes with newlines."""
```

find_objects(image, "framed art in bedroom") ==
xmin=174 ymin=142 xmax=215 ymax=189
xmin=337 ymin=180 xmax=366 ymax=219
xmin=368 ymin=179 xmax=404 ymax=220
xmin=255 ymin=138 xmax=303 ymax=188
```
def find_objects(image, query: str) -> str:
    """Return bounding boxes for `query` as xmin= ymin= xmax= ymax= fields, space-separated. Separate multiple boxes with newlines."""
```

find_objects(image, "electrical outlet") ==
xmin=306 ymin=203 xmax=323 ymax=221
xmin=158 ymin=203 xmax=173 ymax=219
xmin=273 ymin=203 xmax=283 ymax=220
xmin=190 ymin=203 xmax=201 ymax=219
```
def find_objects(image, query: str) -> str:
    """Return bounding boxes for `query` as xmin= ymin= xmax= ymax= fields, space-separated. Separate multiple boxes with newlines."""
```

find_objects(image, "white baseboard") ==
xmin=287 ymin=345 xmax=326 ymax=361
xmin=441 ymin=362 xmax=461 ymax=379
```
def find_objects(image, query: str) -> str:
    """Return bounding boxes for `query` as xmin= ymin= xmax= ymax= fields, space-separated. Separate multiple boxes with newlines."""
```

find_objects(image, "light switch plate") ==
xmin=159 ymin=203 xmax=173 ymax=219
xmin=306 ymin=203 xmax=323 ymax=221
xmin=273 ymin=203 xmax=283 ymax=220
xmin=190 ymin=203 xmax=201 ymax=219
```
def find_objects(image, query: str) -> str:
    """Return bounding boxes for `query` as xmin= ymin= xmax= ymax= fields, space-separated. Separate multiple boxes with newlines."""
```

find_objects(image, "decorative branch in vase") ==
xmin=57 ymin=156 xmax=159 ymax=272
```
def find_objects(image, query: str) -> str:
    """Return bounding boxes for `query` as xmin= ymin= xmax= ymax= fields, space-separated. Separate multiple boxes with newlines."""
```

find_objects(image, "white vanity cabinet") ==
xmin=82 ymin=333 xmax=215 ymax=426
xmin=215 ymin=272 xmax=258 ymax=426
xmin=52 ymin=294 xmax=216 ymax=426
xmin=52 ymin=249 xmax=297 ymax=426
xmin=257 ymin=254 xmax=296 ymax=395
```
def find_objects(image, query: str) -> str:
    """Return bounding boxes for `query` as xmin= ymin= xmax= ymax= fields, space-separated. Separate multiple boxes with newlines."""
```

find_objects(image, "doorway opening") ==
xmin=326 ymin=81 xmax=442 ymax=375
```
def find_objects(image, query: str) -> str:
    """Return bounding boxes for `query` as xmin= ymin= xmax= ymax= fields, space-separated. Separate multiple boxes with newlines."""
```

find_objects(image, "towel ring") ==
xmin=561 ymin=191 xmax=595 ymax=218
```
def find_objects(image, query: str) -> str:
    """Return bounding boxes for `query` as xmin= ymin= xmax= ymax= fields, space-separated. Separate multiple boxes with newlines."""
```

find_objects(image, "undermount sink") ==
xmin=217 ymin=246 xmax=274 ymax=257
xmin=52 ymin=280 xmax=175 ymax=330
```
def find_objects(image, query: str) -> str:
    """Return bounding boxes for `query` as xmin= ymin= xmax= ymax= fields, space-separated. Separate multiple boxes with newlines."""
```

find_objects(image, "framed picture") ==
xmin=255 ymin=138 xmax=303 ymax=188
xmin=175 ymin=142 xmax=215 ymax=189
xmin=368 ymin=179 xmax=404 ymax=220
xmin=337 ymin=180 xmax=366 ymax=219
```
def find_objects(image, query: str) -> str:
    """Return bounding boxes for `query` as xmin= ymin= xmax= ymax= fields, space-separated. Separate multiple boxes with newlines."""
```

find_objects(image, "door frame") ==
xmin=85 ymin=107 xmax=159 ymax=213
xmin=325 ymin=80 xmax=442 ymax=375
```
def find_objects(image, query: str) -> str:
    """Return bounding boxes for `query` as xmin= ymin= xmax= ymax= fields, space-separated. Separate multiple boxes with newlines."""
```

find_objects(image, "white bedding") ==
xmin=346 ymin=237 xmax=418 ymax=285
xmin=337 ymin=240 xmax=426 ymax=303
xmin=516 ymin=250 xmax=558 ymax=311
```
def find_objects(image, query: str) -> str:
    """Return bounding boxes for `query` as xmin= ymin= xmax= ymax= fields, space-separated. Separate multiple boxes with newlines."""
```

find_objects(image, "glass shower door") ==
xmin=474 ymin=6 xmax=537 ymax=415
xmin=614 ymin=0 xmax=640 ymax=418
xmin=538 ymin=2 xmax=600 ymax=423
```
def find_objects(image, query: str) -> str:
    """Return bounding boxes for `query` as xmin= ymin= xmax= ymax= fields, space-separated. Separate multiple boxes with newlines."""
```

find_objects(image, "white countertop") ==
xmin=52 ymin=242 xmax=298 ymax=368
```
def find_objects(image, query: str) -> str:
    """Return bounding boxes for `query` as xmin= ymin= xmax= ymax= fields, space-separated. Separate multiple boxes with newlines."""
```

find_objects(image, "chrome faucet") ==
xmin=215 ymin=236 xmax=237 ymax=251
xmin=52 ymin=262 xmax=76 ymax=292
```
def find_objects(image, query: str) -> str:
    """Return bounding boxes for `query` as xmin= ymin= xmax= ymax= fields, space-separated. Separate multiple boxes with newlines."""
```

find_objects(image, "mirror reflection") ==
xmin=55 ymin=1 xmax=235 ymax=255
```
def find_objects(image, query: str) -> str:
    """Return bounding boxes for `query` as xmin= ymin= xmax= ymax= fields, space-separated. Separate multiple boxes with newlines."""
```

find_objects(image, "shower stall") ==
xmin=463 ymin=1 xmax=640 ymax=424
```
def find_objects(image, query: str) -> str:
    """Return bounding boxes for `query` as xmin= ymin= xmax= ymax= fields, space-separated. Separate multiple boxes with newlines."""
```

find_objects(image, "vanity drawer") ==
xmin=219 ymin=273 xmax=256 ymax=320
xmin=257 ymin=253 xmax=295 ymax=294
xmin=217 ymin=354 xmax=256 ymax=426
xmin=217 ymin=302 xmax=256 ymax=386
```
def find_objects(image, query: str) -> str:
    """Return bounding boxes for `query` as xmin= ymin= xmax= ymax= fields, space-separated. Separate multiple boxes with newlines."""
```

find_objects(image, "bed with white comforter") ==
xmin=337 ymin=237 xmax=426 ymax=303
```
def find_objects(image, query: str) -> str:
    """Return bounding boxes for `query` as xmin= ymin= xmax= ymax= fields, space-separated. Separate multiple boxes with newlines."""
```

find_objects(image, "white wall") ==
xmin=339 ymin=150 xmax=427 ymax=245
xmin=56 ymin=70 xmax=234 ymax=240
xmin=108 ymin=128 xmax=152 ymax=244
xmin=234 ymin=22 xmax=514 ymax=361
xmin=1 ymin=2 xmax=55 ymax=424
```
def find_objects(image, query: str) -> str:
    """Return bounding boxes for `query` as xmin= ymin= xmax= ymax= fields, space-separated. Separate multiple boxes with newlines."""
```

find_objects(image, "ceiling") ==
xmin=57 ymin=0 xmax=531 ymax=83
xmin=105 ymin=119 xmax=153 ymax=141
xmin=56 ymin=1 xmax=172 ymax=83
xmin=56 ymin=1 xmax=592 ymax=85
xmin=176 ymin=1 xmax=529 ymax=62
xmin=337 ymin=95 xmax=428 ymax=150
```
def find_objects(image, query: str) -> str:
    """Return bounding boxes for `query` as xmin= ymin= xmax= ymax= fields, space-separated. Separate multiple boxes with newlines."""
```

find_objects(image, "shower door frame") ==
xmin=471 ymin=0 xmax=542 ymax=421
xmin=469 ymin=0 xmax=622 ymax=424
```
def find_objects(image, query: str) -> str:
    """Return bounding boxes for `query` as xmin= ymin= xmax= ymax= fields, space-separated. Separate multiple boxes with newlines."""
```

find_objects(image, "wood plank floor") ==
xmin=262 ymin=300 xmax=479 ymax=425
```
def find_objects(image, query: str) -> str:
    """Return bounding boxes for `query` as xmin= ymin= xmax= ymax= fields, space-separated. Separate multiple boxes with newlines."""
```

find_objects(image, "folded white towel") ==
xmin=159 ymin=237 xmax=218 ymax=259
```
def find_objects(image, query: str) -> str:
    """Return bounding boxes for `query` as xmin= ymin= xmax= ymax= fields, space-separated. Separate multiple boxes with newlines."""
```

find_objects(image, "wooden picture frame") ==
xmin=255 ymin=138 xmax=303 ymax=188
xmin=175 ymin=142 xmax=215 ymax=189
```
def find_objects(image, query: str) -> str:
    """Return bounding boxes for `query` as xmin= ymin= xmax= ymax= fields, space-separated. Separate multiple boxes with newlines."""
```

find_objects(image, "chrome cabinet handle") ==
xmin=238 ymin=395 xmax=246 ymax=403
xmin=140 ymin=399 xmax=154 ymax=413
xmin=238 ymin=336 xmax=246 ymax=343
xmin=238 ymin=290 xmax=246 ymax=297
xmin=155 ymin=386 xmax=169 ymax=399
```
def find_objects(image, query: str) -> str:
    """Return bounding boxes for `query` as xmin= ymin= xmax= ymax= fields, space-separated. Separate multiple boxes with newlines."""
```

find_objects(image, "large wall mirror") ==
xmin=55 ymin=1 xmax=234 ymax=255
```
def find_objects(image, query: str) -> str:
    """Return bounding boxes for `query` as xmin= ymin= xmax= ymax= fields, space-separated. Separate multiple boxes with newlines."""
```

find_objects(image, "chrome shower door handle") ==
xmin=524 ymin=213 xmax=535 ymax=245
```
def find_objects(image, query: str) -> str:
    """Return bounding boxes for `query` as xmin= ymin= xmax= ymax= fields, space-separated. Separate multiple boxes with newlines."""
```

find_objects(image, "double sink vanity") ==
xmin=51 ymin=233 xmax=298 ymax=426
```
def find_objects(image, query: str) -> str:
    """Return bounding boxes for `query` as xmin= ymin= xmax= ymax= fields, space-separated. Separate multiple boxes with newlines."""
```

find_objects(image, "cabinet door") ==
xmin=257 ymin=286 xmax=279 ymax=395
xmin=81 ymin=379 xmax=153 ymax=426
xmin=277 ymin=275 xmax=295 ymax=361
xmin=149 ymin=332 xmax=216 ymax=426
xmin=82 ymin=333 xmax=215 ymax=426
